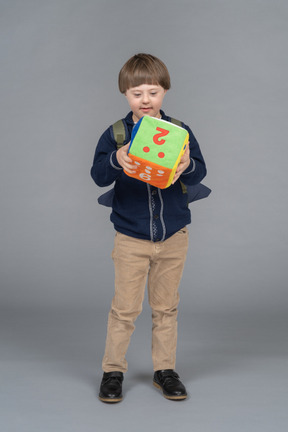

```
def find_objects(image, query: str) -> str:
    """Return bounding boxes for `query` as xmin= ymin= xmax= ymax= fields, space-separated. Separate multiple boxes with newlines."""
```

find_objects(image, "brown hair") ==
xmin=118 ymin=53 xmax=171 ymax=93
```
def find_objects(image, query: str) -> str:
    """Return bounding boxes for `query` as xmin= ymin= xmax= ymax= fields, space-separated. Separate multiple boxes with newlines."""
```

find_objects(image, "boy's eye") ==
xmin=134 ymin=93 xmax=141 ymax=97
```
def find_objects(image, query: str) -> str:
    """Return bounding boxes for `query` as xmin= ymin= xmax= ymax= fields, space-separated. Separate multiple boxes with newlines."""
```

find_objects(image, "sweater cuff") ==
xmin=181 ymin=158 xmax=196 ymax=175
xmin=110 ymin=150 xmax=123 ymax=170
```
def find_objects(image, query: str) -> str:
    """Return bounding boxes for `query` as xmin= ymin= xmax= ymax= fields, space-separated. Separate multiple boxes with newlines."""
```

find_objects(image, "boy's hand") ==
xmin=172 ymin=144 xmax=190 ymax=184
xmin=116 ymin=143 xmax=138 ymax=174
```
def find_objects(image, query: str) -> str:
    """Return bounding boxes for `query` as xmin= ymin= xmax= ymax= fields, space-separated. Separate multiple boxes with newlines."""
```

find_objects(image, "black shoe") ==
xmin=153 ymin=369 xmax=187 ymax=400
xmin=99 ymin=371 xmax=124 ymax=403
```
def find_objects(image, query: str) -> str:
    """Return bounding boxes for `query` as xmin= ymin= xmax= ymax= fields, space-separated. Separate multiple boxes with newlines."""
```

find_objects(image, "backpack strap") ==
xmin=111 ymin=119 xmax=129 ymax=150
xmin=169 ymin=117 xmax=183 ymax=128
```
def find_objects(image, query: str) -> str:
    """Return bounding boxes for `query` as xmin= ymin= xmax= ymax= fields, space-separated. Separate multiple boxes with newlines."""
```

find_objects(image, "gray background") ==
xmin=1 ymin=0 xmax=287 ymax=431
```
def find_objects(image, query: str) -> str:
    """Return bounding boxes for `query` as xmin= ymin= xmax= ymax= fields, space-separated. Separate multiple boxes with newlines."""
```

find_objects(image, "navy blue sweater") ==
xmin=91 ymin=111 xmax=207 ymax=242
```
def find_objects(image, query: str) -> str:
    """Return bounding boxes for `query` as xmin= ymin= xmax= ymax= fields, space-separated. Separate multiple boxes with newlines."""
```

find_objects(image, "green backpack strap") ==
xmin=170 ymin=117 xmax=183 ymax=128
xmin=112 ymin=119 xmax=127 ymax=150
xmin=179 ymin=180 xmax=187 ymax=195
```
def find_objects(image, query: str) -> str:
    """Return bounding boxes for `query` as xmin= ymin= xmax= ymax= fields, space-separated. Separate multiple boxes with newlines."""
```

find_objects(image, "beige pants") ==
xmin=102 ymin=228 xmax=189 ymax=373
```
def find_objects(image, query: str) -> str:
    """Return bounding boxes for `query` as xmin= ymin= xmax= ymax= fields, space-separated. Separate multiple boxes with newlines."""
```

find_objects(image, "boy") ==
xmin=91 ymin=53 xmax=207 ymax=402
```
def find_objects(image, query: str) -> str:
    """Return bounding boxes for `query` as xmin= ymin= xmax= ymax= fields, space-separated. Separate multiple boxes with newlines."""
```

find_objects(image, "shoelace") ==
xmin=103 ymin=376 xmax=123 ymax=385
xmin=159 ymin=371 xmax=180 ymax=384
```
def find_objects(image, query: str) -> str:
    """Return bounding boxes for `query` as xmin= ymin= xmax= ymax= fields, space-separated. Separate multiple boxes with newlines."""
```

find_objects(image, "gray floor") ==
xmin=0 ymin=306 xmax=287 ymax=432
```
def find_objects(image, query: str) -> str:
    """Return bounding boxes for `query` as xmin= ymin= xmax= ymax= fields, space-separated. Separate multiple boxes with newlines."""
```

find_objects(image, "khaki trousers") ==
xmin=102 ymin=228 xmax=189 ymax=373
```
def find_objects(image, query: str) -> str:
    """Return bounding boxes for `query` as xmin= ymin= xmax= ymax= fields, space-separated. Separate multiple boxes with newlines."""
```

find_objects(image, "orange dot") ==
xmin=143 ymin=147 xmax=150 ymax=153
xmin=158 ymin=152 xmax=165 ymax=158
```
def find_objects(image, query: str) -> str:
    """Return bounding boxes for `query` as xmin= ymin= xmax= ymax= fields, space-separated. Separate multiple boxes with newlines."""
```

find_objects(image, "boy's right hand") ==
xmin=116 ymin=143 xmax=138 ymax=174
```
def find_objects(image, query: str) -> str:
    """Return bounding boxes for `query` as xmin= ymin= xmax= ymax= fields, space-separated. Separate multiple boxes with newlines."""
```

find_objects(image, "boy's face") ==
xmin=125 ymin=84 xmax=167 ymax=123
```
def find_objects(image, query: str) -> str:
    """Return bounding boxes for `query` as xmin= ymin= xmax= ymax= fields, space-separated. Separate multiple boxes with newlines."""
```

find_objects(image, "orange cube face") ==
xmin=129 ymin=154 xmax=171 ymax=189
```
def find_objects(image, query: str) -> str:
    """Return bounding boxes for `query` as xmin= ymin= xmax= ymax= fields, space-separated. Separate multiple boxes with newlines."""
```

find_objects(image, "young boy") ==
xmin=91 ymin=53 xmax=207 ymax=402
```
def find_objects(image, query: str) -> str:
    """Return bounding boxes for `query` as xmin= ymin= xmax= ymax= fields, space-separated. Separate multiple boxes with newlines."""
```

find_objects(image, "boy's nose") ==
xmin=142 ymin=93 xmax=150 ymax=103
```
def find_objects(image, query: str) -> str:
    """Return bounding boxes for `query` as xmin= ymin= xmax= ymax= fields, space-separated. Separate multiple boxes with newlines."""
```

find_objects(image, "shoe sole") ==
xmin=98 ymin=396 xmax=123 ymax=403
xmin=153 ymin=381 xmax=187 ymax=400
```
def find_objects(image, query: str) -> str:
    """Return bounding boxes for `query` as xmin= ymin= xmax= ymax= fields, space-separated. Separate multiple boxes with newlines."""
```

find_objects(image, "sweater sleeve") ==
xmin=179 ymin=124 xmax=207 ymax=186
xmin=90 ymin=127 xmax=123 ymax=187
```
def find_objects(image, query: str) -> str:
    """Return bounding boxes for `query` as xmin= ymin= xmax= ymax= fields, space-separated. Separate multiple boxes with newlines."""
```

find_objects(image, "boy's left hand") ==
xmin=172 ymin=144 xmax=190 ymax=184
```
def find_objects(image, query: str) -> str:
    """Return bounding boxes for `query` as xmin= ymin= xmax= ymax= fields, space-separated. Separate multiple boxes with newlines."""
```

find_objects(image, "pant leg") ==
xmin=147 ymin=227 xmax=189 ymax=371
xmin=102 ymin=232 xmax=152 ymax=373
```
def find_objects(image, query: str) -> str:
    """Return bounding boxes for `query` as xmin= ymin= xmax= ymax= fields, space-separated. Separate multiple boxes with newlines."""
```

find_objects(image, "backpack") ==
xmin=98 ymin=118 xmax=211 ymax=207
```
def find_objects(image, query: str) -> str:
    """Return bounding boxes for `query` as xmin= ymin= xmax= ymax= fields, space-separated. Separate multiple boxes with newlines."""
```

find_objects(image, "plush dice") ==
xmin=124 ymin=116 xmax=189 ymax=189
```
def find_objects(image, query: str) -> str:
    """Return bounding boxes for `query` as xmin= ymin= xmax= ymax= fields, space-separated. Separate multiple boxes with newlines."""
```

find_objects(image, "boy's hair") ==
xmin=118 ymin=53 xmax=171 ymax=93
